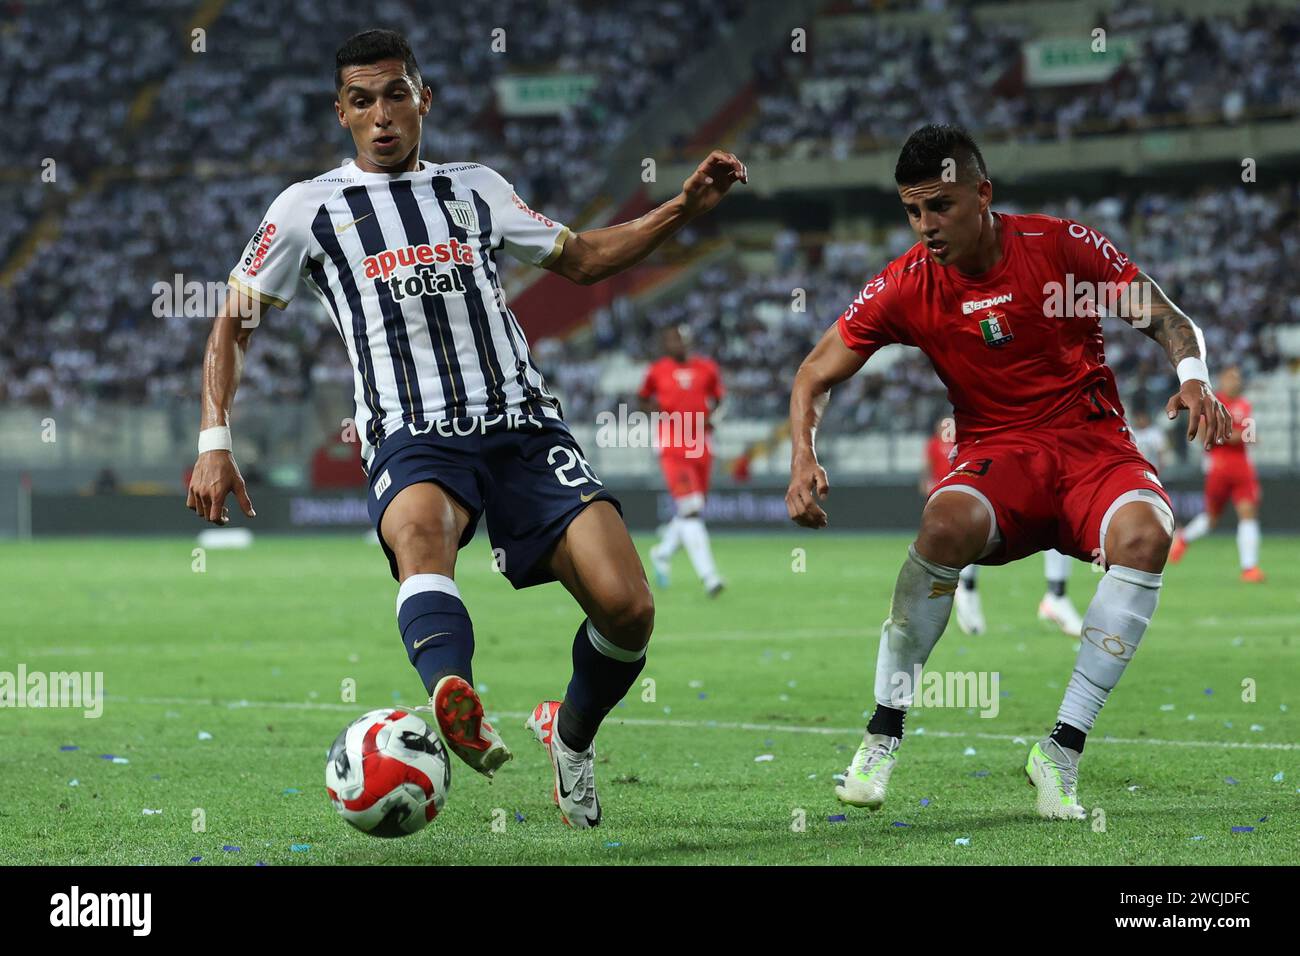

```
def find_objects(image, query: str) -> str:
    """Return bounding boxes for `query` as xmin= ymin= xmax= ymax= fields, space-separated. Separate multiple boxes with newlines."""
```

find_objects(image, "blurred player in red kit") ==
xmin=639 ymin=325 xmax=725 ymax=596
xmin=924 ymin=416 xmax=1085 ymax=636
xmin=1169 ymin=365 xmax=1264 ymax=580
xmin=787 ymin=125 xmax=1230 ymax=820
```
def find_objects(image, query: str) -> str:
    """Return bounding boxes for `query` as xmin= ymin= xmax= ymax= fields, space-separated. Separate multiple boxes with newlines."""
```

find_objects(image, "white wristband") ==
xmin=1176 ymin=358 xmax=1211 ymax=387
xmin=198 ymin=426 xmax=232 ymax=454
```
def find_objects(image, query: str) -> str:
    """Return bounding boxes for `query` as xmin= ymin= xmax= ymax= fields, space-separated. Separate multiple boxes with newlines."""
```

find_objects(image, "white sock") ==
xmin=1057 ymin=565 xmax=1161 ymax=733
xmin=959 ymin=564 xmax=978 ymax=588
xmin=1237 ymin=518 xmax=1260 ymax=570
xmin=678 ymin=517 xmax=720 ymax=588
xmin=1182 ymin=512 xmax=1211 ymax=543
xmin=874 ymin=545 xmax=961 ymax=708
xmin=653 ymin=517 xmax=682 ymax=559
xmin=1043 ymin=548 xmax=1072 ymax=586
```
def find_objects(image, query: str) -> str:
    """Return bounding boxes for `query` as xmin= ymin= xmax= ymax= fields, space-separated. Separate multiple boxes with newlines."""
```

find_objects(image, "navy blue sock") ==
xmin=396 ymin=574 xmax=474 ymax=694
xmin=558 ymin=619 xmax=646 ymax=753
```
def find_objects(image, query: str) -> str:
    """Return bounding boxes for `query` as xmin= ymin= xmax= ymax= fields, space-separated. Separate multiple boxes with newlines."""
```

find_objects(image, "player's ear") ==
xmin=419 ymin=84 xmax=431 ymax=116
xmin=335 ymin=98 xmax=349 ymax=129
xmin=978 ymin=177 xmax=993 ymax=212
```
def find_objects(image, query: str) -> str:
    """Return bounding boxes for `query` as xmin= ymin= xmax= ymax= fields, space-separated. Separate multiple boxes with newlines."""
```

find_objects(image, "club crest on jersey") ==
xmin=444 ymin=199 xmax=479 ymax=233
xmin=978 ymin=309 xmax=1014 ymax=348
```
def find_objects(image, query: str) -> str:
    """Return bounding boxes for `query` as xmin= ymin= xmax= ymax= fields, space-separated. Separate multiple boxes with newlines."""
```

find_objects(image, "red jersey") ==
xmin=925 ymin=434 xmax=956 ymax=486
xmin=1208 ymin=393 xmax=1252 ymax=465
xmin=638 ymin=356 xmax=723 ymax=451
xmin=837 ymin=212 xmax=1141 ymax=443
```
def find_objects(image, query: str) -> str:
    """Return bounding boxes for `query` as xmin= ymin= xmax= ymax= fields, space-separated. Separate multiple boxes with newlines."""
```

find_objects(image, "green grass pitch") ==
xmin=1 ymin=532 xmax=1294 ymax=865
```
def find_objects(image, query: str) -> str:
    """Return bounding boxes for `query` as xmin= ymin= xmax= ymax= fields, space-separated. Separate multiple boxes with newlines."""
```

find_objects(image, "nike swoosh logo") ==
xmin=412 ymin=632 xmax=450 ymax=650
xmin=579 ymin=490 xmax=601 ymax=503
xmin=555 ymin=759 xmax=576 ymax=800
xmin=335 ymin=213 xmax=372 ymax=234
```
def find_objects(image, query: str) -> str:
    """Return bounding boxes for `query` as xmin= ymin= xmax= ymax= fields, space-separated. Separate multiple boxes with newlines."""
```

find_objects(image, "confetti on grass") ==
xmin=68 ymin=780 xmax=79 ymax=787
xmin=142 ymin=809 xmax=163 ymax=815
xmin=111 ymin=757 xmax=129 ymax=764
xmin=197 ymin=731 xmax=213 ymax=741
xmin=963 ymin=747 xmax=977 ymax=756
xmin=604 ymin=842 xmax=621 ymax=848
xmin=515 ymin=812 xmax=525 ymax=822
xmin=1191 ymin=836 xmax=1205 ymax=842
xmin=827 ymin=814 xmax=847 ymax=823
xmin=1231 ymin=826 xmax=1255 ymax=833
xmin=954 ymin=837 xmax=971 ymax=846
xmin=1273 ymin=772 xmax=1285 ymax=782
xmin=919 ymin=798 xmax=931 ymax=807
xmin=282 ymin=788 xmax=300 ymax=795
xmin=1224 ymin=777 xmax=1238 ymax=786
xmin=754 ymin=754 xmax=775 ymax=763
xmin=222 ymin=845 xmax=241 ymax=852
xmin=971 ymin=770 xmax=990 ymax=778
xmin=290 ymin=844 xmax=310 ymax=852
xmin=891 ymin=821 xmax=910 ymax=828
xmin=189 ymin=856 xmax=202 ymax=863
xmin=60 ymin=745 xmax=79 ymax=752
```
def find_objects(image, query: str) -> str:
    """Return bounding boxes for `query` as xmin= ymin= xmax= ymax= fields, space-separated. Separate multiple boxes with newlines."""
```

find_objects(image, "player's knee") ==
xmin=385 ymin=518 xmax=456 ymax=576
xmin=1107 ymin=517 xmax=1172 ymax=572
xmin=915 ymin=500 xmax=987 ymax=568
xmin=601 ymin=584 xmax=655 ymax=648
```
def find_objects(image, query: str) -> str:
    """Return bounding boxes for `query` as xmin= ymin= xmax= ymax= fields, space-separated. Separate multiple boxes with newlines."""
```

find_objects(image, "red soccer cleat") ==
xmin=1240 ymin=567 xmax=1266 ymax=583
xmin=1167 ymin=533 xmax=1188 ymax=564
xmin=429 ymin=675 xmax=512 ymax=778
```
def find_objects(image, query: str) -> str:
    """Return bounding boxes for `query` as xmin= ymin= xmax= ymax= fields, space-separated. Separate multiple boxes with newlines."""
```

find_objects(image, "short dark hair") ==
xmin=334 ymin=29 xmax=422 ymax=91
xmin=894 ymin=124 xmax=988 ymax=186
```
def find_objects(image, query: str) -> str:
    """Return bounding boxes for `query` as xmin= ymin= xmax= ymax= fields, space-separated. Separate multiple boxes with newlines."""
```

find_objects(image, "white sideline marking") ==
xmin=110 ymin=696 xmax=1300 ymax=751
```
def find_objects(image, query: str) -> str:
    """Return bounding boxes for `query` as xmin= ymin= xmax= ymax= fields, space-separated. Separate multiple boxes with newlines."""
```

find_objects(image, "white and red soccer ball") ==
xmin=325 ymin=708 xmax=451 ymax=837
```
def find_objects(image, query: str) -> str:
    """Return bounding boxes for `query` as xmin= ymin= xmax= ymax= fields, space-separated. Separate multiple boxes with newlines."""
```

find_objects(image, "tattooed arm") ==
xmin=1126 ymin=271 xmax=1231 ymax=450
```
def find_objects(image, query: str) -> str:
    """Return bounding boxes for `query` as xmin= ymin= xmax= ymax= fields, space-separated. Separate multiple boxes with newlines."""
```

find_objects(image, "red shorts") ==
xmin=660 ymin=448 xmax=712 ymax=501
xmin=929 ymin=403 xmax=1172 ymax=566
xmin=1204 ymin=458 xmax=1259 ymax=518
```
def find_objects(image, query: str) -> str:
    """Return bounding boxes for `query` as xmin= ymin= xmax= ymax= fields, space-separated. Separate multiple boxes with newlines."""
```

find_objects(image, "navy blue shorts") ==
xmin=365 ymin=414 xmax=622 ymax=589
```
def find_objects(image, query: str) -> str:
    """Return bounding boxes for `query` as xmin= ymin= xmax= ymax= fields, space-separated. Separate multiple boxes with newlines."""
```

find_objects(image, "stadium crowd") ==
xmin=744 ymin=2 xmax=1300 ymax=158
xmin=1 ymin=0 xmax=1297 ymax=443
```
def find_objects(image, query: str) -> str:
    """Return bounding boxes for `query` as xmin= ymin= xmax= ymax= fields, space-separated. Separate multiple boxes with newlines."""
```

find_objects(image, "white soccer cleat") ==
xmin=954 ymin=585 xmax=986 ymax=636
xmin=1025 ymin=738 xmax=1087 ymax=820
xmin=1038 ymin=593 xmax=1083 ymax=638
xmin=526 ymin=700 xmax=602 ymax=829
xmin=834 ymin=732 xmax=900 ymax=810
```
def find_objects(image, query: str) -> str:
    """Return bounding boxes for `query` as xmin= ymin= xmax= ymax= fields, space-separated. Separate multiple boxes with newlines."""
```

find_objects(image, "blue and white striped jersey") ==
xmin=229 ymin=159 xmax=569 ymax=465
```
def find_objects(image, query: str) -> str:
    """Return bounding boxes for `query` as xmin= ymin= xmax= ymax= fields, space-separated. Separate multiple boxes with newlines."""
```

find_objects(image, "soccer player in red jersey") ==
xmin=786 ymin=125 xmax=1231 ymax=820
xmin=924 ymin=417 xmax=1086 ymax=637
xmin=639 ymin=326 xmax=725 ymax=596
xmin=1169 ymin=365 xmax=1264 ymax=580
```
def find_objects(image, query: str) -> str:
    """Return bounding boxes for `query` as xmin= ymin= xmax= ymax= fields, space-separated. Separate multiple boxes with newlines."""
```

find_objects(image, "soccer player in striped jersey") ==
xmin=185 ymin=29 xmax=747 ymax=829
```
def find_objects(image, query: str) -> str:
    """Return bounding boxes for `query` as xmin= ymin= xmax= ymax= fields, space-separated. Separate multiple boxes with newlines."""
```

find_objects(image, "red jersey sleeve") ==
xmin=1056 ymin=219 xmax=1140 ymax=290
xmin=707 ymin=360 xmax=724 ymax=401
xmin=637 ymin=362 xmax=658 ymax=401
xmin=836 ymin=269 xmax=907 ymax=359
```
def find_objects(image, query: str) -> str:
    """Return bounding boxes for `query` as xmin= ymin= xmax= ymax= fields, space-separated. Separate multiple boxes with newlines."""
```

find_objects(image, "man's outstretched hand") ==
xmin=1166 ymin=380 xmax=1231 ymax=450
xmin=186 ymin=450 xmax=256 ymax=526
xmin=681 ymin=149 xmax=747 ymax=217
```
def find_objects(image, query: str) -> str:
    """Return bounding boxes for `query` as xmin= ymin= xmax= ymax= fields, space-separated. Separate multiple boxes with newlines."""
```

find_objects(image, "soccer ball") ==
xmin=325 ymin=707 xmax=451 ymax=837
